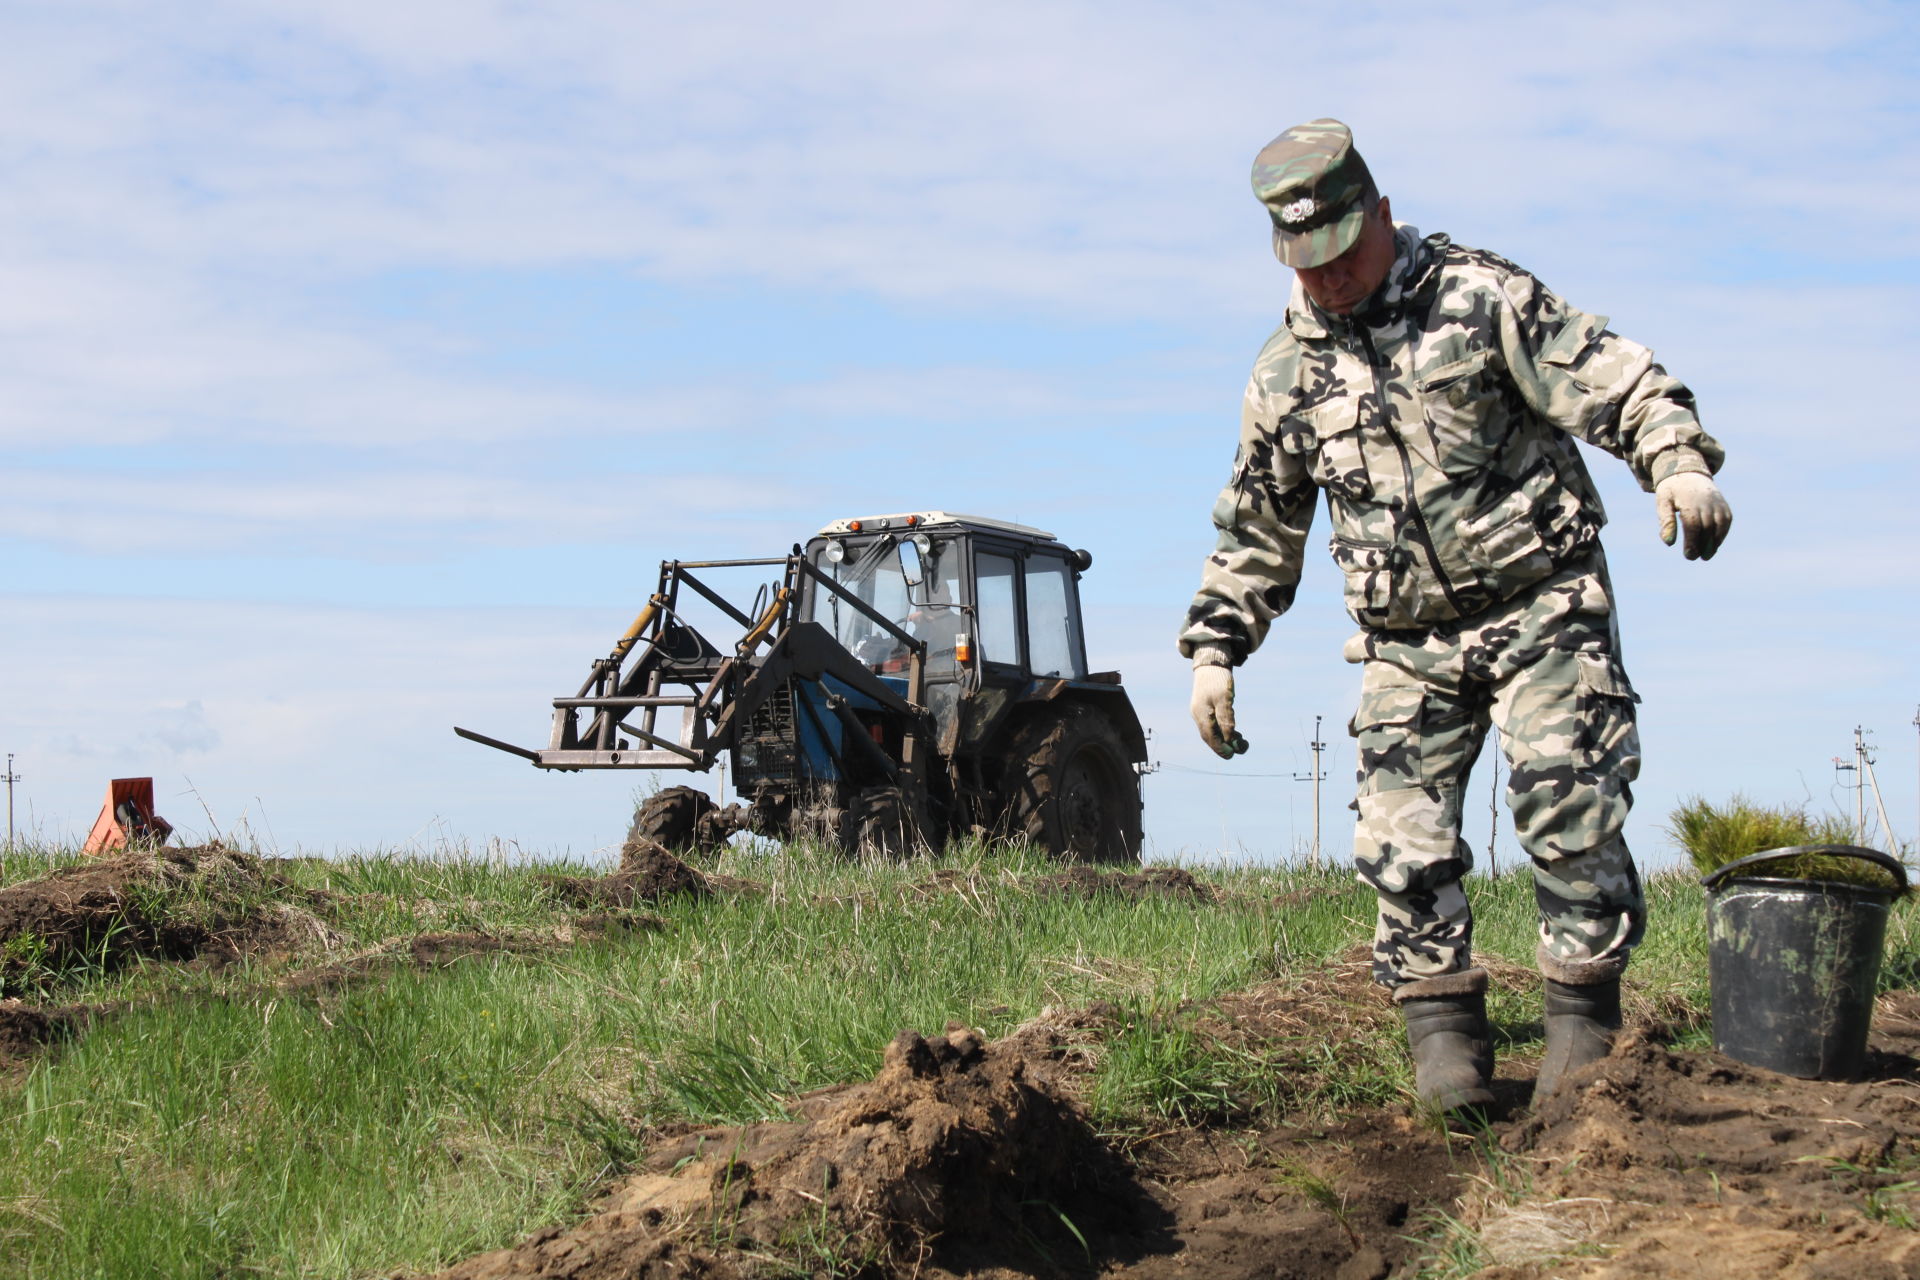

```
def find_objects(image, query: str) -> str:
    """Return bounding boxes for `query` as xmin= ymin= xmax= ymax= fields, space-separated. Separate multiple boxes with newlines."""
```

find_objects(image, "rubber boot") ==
xmin=1534 ymin=976 xmax=1622 ymax=1102
xmin=1394 ymin=967 xmax=1494 ymax=1115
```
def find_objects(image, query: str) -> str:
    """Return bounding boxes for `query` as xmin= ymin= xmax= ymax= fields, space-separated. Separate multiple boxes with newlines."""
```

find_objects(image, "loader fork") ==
xmin=456 ymin=554 xmax=930 ymax=775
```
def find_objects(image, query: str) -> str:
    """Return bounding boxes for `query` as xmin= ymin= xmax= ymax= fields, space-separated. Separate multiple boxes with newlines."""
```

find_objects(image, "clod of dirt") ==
xmin=543 ymin=839 xmax=759 ymax=911
xmin=1029 ymin=865 xmax=1219 ymax=902
xmin=0 ymin=844 xmax=333 ymax=993
xmin=433 ymin=1027 xmax=1166 ymax=1279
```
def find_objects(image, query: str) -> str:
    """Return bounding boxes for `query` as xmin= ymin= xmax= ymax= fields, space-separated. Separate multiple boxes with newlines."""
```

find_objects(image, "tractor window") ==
xmin=974 ymin=552 xmax=1020 ymax=667
xmin=814 ymin=536 xmax=964 ymax=674
xmin=816 ymin=538 xmax=910 ymax=664
xmin=908 ymin=544 xmax=965 ymax=675
xmin=1025 ymin=556 xmax=1085 ymax=678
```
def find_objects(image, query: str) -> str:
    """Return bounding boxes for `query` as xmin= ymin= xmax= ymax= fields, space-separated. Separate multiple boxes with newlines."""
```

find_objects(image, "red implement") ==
xmin=81 ymin=778 xmax=173 ymax=855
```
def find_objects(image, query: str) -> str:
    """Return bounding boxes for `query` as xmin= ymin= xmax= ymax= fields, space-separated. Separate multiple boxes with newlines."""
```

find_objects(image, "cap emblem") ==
xmin=1278 ymin=197 xmax=1318 ymax=227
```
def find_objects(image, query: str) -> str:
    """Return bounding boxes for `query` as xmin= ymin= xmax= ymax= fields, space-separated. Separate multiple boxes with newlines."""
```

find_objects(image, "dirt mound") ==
xmin=435 ymin=1026 xmax=1166 ymax=1279
xmin=1028 ymin=865 xmax=1219 ymax=902
xmin=0 ymin=844 xmax=332 ymax=991
xmin=429 ymin=1005 xmax=1464 ymax=1280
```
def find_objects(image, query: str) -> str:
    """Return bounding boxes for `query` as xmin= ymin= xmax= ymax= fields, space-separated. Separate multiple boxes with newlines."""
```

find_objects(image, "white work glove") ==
xmin=1655 ymin=472 xmax=1732 ymax=561
xmin=1189 ymin=650 xmax=1244 ymax=759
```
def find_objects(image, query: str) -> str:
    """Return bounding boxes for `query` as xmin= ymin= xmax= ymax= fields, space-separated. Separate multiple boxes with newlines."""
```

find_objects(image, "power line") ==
xmin=1161 ymin=762 xmax=1306 ymax=779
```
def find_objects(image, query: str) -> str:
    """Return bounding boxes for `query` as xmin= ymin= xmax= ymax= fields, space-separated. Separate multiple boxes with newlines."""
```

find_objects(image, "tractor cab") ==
xmin=801 ymin=512 xmax=1094 ymax=744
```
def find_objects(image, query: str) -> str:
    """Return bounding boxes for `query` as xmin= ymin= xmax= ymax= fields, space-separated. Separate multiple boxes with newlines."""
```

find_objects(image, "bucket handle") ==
xmin=1699 ymin=843 xmax=1909 ymax=896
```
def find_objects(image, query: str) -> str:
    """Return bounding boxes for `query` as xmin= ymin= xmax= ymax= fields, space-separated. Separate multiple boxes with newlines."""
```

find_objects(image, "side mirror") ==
xmin=899 ymin=536 xmax=925 ymax=587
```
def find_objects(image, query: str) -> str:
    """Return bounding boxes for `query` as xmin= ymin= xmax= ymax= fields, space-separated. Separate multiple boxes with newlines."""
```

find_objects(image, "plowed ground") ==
xmin=429 ymin=981 xmax=1920 ymax=1280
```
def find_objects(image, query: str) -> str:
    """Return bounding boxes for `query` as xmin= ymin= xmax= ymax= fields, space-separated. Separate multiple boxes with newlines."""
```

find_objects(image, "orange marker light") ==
xmin=955 ymin=633 xmax=972 ymax=664
xmin=905 ymin=514 xmax=919 ymax=526
xmin=848 ymin=519 xmax=863 ymax=531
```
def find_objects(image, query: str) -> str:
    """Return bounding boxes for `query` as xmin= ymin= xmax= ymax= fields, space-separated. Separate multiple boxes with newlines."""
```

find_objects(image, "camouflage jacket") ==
xmin=1180 ymin=226 xmax=1724 ymax=661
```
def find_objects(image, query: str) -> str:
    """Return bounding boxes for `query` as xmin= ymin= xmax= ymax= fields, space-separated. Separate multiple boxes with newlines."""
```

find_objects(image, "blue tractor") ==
xmin=456 ymin=512 xmax=1147 ymax=861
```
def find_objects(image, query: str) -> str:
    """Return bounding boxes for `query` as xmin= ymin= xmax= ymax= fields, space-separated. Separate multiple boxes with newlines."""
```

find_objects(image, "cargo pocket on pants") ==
xmin=1574 ymin=652 xmax=1641 ymax=780
xmin=1350 ymin=682 xmax=1426 ymax=795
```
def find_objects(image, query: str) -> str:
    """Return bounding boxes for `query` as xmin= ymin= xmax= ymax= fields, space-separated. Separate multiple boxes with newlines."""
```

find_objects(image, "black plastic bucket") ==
xmin=1701 ymin=844 xmax=1908 ymax=1080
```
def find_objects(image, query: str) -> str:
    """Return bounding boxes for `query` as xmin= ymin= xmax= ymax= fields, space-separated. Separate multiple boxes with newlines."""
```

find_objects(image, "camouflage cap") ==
xmin=1251 ymin=118 xmax=1375 ymax=269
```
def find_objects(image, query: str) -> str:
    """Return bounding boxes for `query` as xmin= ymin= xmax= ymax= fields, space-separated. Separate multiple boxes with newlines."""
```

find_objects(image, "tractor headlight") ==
xmin=824 ymin=540 xmax=847 ymax=563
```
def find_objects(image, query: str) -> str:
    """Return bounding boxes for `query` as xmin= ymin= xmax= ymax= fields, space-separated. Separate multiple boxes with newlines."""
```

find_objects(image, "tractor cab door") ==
xmin=961 ymin=537 xmax=1094 ymax=759
xmin=967 ymin=541 xmax=1088 ymax=683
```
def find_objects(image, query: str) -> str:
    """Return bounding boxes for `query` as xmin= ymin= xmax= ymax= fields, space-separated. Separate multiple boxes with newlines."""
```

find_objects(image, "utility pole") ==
xmin=1836 ymin=727 xmax=1877 ymax=846
xmin=2 ymin=754 xmax=18 ymax=852
xmin=1294 ymin=716 xmax=1326 ymax=868
xmin=1856 ymin=726 xmax=1868 ymax=845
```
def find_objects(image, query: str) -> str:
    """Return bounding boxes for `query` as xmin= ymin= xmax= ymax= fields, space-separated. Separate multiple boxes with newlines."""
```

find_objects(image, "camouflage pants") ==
xmin=1343 ymin=555 xmax=1645 ymax=987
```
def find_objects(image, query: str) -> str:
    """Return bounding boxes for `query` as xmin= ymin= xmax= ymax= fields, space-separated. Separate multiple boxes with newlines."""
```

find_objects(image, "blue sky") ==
xmin=5 ymin=0 xmax=1916 ymax=866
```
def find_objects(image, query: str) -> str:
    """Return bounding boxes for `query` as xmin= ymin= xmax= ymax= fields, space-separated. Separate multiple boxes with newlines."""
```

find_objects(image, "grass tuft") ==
xmin=1665 ymin=794 xmax=1901 ymax=888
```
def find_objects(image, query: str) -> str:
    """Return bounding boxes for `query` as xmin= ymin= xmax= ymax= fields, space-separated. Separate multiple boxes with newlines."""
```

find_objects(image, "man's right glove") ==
xmin=1655 ymin=472 xmax=1732 ymax=561
xmin=1190 ymin=649 xmax=1240 ymax=759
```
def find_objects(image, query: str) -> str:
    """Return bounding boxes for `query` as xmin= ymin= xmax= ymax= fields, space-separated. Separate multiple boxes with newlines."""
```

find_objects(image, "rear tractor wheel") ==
xmin=1002 ymin=704 xmax=1142 ymax=864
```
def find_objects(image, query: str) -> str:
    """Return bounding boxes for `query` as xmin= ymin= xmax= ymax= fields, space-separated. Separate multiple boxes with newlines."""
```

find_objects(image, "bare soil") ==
xmin=423 ymin=973 xmax=1920 ymax=1280
xmin=1472 ymin=992 xmax=1920 ymax=1278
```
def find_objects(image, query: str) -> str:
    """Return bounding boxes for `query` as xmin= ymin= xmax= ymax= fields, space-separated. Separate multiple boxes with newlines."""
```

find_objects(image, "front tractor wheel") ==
xmin=1002 ymin=704 xmax=1142 ymax=863
xmin=627 ymin=785 xmax=720 ymax=856
xmin=849 ymin=785 xmax=915 ymax=860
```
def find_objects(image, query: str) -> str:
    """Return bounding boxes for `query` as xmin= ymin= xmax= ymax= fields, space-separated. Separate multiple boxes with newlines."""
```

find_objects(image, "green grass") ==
xmin=0 ymin=838 xmax=1913 ymax=1278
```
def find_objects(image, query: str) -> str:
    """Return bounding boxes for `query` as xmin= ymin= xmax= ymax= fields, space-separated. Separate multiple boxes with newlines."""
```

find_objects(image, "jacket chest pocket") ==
xmin=1280 ymin=397 xmax=1374 ymax=502
xmin=1417 ymin=348 xmax=1504 ymax=476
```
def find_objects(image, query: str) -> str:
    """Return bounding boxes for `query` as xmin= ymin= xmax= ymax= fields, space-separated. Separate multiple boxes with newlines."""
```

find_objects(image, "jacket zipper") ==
xmin=1354 ymin=324 xmax=1467 ymax=617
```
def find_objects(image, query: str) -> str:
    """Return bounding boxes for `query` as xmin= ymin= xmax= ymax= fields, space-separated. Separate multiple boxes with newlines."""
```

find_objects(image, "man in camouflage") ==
xmin=1180 ymin=119 xmax=1730 ymax=1113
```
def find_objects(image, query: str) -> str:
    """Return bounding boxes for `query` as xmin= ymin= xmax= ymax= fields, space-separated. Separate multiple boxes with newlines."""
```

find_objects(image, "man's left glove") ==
xmin=1655 ymin=473 xmax=1732 ymax=561
xmin=1190 ymin=647 xmax=1238 ymax=759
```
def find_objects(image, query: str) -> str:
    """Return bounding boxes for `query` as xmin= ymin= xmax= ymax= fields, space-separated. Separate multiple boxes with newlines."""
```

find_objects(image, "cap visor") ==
xmin=1271 ymin=202 xmax=1368 ymax=269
